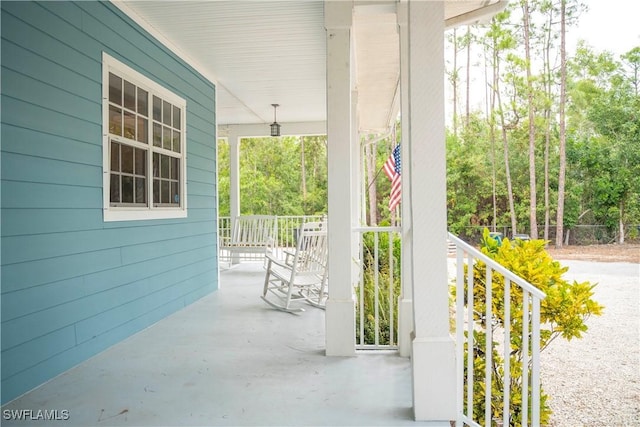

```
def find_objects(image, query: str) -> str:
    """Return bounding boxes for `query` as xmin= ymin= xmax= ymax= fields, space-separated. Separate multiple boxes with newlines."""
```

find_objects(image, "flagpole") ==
xmin=365 ymin=163 xmax=386 ymax=193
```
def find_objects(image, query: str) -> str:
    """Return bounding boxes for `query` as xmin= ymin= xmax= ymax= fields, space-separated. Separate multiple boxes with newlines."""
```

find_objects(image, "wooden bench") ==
xmin=219 ymin=215 xmax=278 ymax=263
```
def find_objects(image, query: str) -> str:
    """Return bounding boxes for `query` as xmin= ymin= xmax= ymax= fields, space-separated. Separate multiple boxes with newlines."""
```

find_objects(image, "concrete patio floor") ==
xmin=2 ymin=263 xmax=429 ymax=427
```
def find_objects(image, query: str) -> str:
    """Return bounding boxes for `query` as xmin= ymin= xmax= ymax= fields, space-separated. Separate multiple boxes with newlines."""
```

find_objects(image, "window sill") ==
xmin=103 ymin=207 xmax=187 ymax=222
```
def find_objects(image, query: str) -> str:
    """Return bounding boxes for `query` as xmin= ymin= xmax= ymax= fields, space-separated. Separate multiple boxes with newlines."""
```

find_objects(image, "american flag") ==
xmin=383 ymin=144 xmax=401 ymax=211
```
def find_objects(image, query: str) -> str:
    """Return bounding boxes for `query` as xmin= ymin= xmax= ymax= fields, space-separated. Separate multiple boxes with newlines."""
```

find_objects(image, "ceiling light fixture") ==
xmin=270 ymin=104 xmax=281 ymax=137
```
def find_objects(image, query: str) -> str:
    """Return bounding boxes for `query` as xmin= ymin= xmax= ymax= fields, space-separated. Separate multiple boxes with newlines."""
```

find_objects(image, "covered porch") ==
xmin=1 ymin=263 xmax=425 ymax=427
xmin=0 ymin=1 xmax=513 ymax=424
xmin=111 ymin=0 xmax=509 ymax=422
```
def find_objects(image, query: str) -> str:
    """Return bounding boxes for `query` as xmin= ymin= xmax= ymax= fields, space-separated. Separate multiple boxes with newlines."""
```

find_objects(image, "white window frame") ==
xmin=102 ymin=52 xmax=187 ymax=221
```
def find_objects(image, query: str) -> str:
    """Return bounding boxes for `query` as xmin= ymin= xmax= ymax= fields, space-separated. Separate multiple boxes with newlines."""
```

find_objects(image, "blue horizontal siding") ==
xmin=2 ymin=152 xmax=101 ymax=187
xmin=1 ymin=181 xmax=101 ymax=209
xmin=188 ymin=168 xmax=217 ymax=189
xmin=1 ymin=209 xmax=103 ymax=236
xmin=2 ymin=221 xmax=213 ymax=265
xmin=1 ymin=327 xmax=76 ymax=381
xmin=77 ymin=5 xmax=214 ymax=110
xmin=75 ymin=267 xmax=216 ymax=343
xmin=188 ymin=128 xmax=219 ymax=159
xmin=2 ymin=67 xmax=100 ymax=124
xmin=188 ymin=155 xmax=216 ymax=176
xmin=2 ymin=124 xmax=101 ymax=166
xmin=1 ymin=245 xmax=215 ymax=324
xmin=186 ymin=181 xmax=217 ymax=197
xmin=2 ymin=39 xmax=98 ymax=104
xmin=1 ymin=247 xmax=123 ymax=295
xmin=2 ymin=97 xmax=100 ymax=144
xmin=1 ymin=1 xmax=218 ymax=404
xmin=2 ymin=5 xmax=99 ymax=83
xmin=2 ymin=255 xmax=215 ymax=351
xmin=1 ymin=295 xmax=187 ymax=403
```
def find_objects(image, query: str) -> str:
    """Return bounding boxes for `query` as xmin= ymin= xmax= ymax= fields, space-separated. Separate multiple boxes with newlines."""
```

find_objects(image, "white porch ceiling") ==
xmin=116 ymin=1 xmax=505 ymax=135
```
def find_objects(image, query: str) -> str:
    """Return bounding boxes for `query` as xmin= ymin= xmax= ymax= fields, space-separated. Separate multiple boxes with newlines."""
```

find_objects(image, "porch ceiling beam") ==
xmin=353 ymin=0 xmax=397 ymax=15
xmin=218 ymin=121 xmax=327 ymax=138
xmin=444 ymin=0 xmax=509 ymax=29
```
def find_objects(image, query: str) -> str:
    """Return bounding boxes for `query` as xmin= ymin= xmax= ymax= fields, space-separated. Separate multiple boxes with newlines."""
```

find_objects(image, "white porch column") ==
xmin=324 ymin=0 xmax=356 ymax=357
xmin=228 ymin=130 xmax=241 ymax=264
xmin=351 ymin=90 xmax=361 ymax=285
xmin=406 ymin=1 xmax=456 ymax=422
xmin=397 ymin=0 xmax=413 ymax=359
xmin=228 ymin=131 xmax=241 ymax=221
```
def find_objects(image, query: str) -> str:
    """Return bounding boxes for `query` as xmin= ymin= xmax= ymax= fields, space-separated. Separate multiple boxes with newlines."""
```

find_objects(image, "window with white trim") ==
xmin=103 ymin=53 xmax=187 ymax=221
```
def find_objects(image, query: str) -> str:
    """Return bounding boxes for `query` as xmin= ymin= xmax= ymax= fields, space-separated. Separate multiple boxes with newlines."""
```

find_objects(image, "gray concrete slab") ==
xmin=2 ymin=263 xmax=427 ymax=427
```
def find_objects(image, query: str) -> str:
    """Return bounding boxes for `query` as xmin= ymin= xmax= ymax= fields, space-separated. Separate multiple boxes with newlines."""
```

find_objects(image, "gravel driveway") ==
xmin=541 ymin=260 xmax=640 ymax=426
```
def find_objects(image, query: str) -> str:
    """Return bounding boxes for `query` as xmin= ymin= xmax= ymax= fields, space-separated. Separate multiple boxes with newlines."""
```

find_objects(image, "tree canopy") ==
xmin=217 ymin=0 xmax=640 ymax=245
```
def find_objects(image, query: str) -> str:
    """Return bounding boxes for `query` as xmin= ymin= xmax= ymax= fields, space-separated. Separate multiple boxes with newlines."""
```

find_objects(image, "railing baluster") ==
xmin=455 ymin=247 xmax=464 ymax=427
xmin=485 ymin=267 xmax=493 ymax=427
xmin=374 ymin=232 xmax=380 ymax=347
xmin=522 ymin=290 xmax=530 ymax=427
xmin=359 ymin=231 xmax=365 ymax=347
xmin=503 ymin=278 xmax=511 ymax=427
xmin=388 ymin=231 xmax=395 ymax=346
xmin=466 ymin=252 xmax=474 ymax=421
xmin=532 ymin=296 xmax=541 ymax=426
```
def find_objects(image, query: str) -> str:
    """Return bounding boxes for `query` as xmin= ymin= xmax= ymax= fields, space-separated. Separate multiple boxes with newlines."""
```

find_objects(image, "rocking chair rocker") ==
xmin=261 ymin=221 xmax=328 ymax=313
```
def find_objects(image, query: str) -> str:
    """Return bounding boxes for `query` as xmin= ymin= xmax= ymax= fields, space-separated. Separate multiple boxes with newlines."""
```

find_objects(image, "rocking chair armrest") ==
xmin=265 ymin=252 xmax=293 ymax=270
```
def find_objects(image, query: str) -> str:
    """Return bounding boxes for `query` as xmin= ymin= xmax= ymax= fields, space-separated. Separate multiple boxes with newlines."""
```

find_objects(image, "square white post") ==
xmin=397 ymin=0 xmax=413 ymax=359
xmin=324 ymin=0 xmax=356 ymax=357
xmin=406 ymin=0 xmax=456 ymax=422
xmin=228 ymin=131 xmax=241 ymax=264
xmin=228 ymin=131 xmax=241 ymax=222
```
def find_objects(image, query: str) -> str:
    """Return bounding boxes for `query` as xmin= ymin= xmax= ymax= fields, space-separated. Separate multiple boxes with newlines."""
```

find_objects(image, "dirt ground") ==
xmin=546 ymin=243 xmax=640 ymax=263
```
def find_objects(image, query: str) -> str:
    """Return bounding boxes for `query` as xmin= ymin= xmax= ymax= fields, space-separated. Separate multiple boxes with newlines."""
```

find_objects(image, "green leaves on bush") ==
xmin=457 ymin=228 xmax=604 ymax=425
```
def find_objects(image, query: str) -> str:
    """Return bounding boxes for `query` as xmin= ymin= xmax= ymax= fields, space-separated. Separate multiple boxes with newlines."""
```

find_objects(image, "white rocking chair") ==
xmin=261 ymin=221 xmax=328 ymax=313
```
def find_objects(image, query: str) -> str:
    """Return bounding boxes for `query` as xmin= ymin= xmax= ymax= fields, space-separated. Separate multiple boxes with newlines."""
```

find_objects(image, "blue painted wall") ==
xmin=1 ymin=1 xmax=218 ymax=403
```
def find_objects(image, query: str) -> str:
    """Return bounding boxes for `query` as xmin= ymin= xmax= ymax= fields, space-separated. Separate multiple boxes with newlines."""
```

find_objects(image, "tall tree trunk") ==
xmin=465 ymin=26 xmax=472 ymax=128
xmin=452 ymin=28 xmax=459 ymax=137
xmin=522 ymin=0 xmax=538 ymax=239
xmin=619 ymin=201 xmax=625 ymax=244
xmin=493 ymin=37 xmax=518 ymax=235
xmin=485 ymin=42 xmax=498 ymax=232
xmin=543 ymin=4 xmax=554 ymax=242
xmin=544 ymin=116 xmax=551 ymax=241
xmin=555 ymin=0 xmax=568 ymax=248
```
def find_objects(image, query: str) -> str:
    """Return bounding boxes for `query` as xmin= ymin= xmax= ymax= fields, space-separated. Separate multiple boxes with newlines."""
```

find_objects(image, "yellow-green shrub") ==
xmin=458 ymin=229 xmax=604 ymax=425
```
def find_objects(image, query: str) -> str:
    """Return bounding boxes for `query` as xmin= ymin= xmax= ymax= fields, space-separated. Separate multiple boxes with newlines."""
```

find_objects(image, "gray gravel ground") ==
xmin=541 ymin=260 xmax=640 ymax=426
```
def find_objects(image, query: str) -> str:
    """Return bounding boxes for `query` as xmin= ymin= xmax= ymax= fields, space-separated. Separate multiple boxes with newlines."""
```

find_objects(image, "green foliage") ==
xmin=457 ymin=229 xmax=604 ymax=425
xmin=217 ymin=136 xmax=328 ymax=216
xmin=217 ymin=139 xmax=231 ymax=216
xmin=355 ymin=231 xmax=401 ymax=345
xmin=445 ymin=4 xmax=640 ymax=239
xmin=447 ymin=120 xmax=500 ymax=234
xmin=568 ymin=49 xmax=640 ymax=233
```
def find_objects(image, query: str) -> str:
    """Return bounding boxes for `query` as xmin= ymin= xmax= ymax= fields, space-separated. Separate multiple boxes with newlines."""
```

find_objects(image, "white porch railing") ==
xmin=354 ymin=226 xmax=402 ymax=350
xmin=218 ymin=218 xmax=546 ymax=423
xmin=218 ymin=217 xmax=401 ymax=349
xmin=448 ymin=232 xmax=546 ymax=427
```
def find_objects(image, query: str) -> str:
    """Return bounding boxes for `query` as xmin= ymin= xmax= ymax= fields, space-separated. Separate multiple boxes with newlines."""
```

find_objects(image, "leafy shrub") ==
xmin=456 ymin=229 xmax=604 ymax=425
